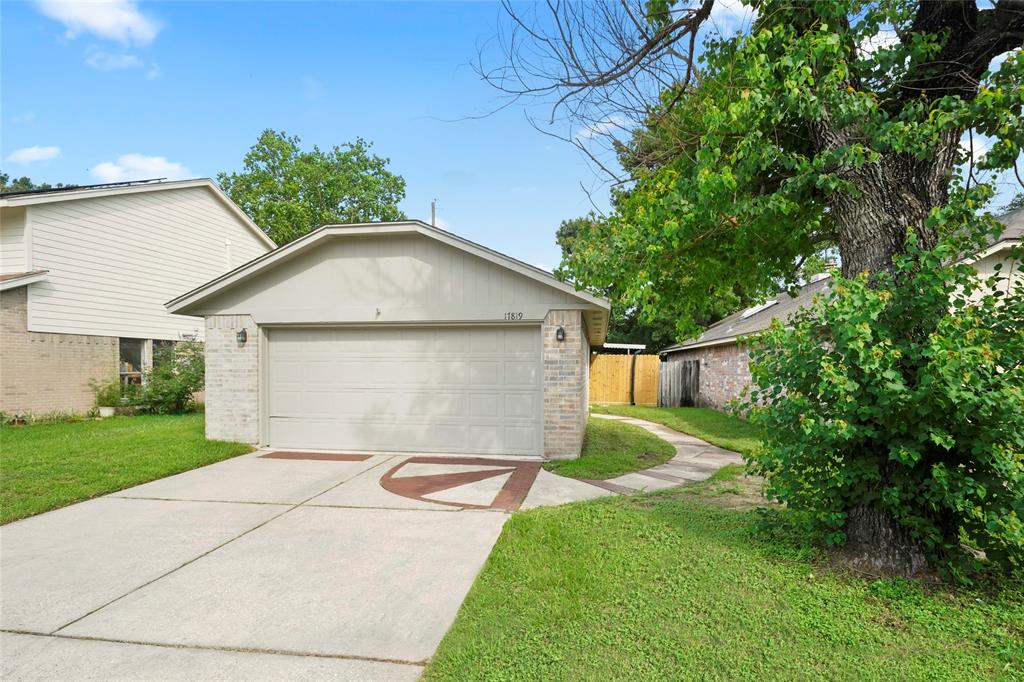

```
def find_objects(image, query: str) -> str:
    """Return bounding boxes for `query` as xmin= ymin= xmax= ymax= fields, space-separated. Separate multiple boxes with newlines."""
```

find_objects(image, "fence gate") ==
xmin=589 ymin=354 xmax=661 ymax=406
xmin=658 ymin=360 xmax=700 ymax=407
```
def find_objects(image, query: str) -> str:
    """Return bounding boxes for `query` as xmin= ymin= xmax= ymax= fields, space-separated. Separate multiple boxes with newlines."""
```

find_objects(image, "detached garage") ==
xmin=167 ymin=221 xmax=610 ymax=459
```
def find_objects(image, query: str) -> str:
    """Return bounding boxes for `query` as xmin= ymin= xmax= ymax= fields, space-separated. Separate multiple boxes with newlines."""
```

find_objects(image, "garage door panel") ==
xmin=267 ymin=326 xmax=542 ymax=456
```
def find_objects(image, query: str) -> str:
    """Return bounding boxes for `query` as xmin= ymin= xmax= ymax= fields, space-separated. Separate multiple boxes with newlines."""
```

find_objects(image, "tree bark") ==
xmin=843 ymin=506 xmax=930 ymax=577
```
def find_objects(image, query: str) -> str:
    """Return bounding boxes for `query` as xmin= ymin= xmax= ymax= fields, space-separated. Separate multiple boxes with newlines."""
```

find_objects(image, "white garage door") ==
xmin=266 ymin=326 xmax=543 ymax=456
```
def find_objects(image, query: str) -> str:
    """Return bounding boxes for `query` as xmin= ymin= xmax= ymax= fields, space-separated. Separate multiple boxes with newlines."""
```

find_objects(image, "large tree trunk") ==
xmin=812 ymin=129 xmax=962 ymax=574
xmin=843 ymin=506 xmax=930 ymax=577
xmin=827 ymin=131 xmax=959 ymax=278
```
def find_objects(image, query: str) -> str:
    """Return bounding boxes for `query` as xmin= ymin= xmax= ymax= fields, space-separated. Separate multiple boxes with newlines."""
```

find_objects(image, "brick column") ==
xmin=204 ymin=315 xmax=259 ymax=444
xmin=543 ymin=309 xmax=587 ymax=459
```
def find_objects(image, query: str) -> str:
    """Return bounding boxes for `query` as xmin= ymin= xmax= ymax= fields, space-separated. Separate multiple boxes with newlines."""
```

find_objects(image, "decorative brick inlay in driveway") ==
xmin=259 ymin=451 xmax=372 ymax=462
xmin=380 ymin=456 xmax=542 ymax=511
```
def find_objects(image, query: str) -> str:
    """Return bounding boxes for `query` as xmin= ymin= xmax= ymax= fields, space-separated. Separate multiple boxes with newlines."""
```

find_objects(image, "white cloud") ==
xmin=6 ymin=145 xmax=61 ymax=163
xmin=145 ymin=63 xmax=160 ymax=80
xmin=987 ymin=49 xmax=1020 ymax=74
xmin=85 ymin=48 xmax=143 ymax=70
xmin=709 ymin=0 xmax=758 ymax=30
xmin=90 ymin=153 xmax=191 ymax=182
xmin=860 ymin=28 xmax=900 ymax=57
xmin=35 ymin=0 xmax=160 ymax=45
xmin=960 ymin=135 xmax=990 ymax=164
xmin=10 ymin=112 xmax=35 ymax=124
xmin=576 ymin=115 xmax=628 ymax=141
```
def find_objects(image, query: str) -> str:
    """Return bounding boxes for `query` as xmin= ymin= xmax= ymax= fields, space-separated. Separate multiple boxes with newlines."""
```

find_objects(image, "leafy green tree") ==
xmin=218 ymin=130 xmax=406 ymax=244
xmin=555 ymin=214 xmax=679 ymax=347
xmin=0 ymin=172 xmax=71 ymax=192
xmin=1004 ymin=192 xmax=1024 ymax=212
xmin=488 ymin=0 xmax=1024 ymax=575
xmin=748 ymin=220 xmax=1023 ymax=579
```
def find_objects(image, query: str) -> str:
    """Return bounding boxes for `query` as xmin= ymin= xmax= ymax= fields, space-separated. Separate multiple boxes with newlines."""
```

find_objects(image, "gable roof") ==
xmin=663 ymin=209 xmax=1022 ymax=354
xmin=0 ymin=178 xmax=276 ymax=250
xmin=166 ymin=220 xmax=611 ymax=343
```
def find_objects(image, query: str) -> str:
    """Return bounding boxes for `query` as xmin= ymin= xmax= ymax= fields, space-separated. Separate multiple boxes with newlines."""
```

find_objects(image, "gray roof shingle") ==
xmin=661 ymin=209 xmax=1022 ymax=354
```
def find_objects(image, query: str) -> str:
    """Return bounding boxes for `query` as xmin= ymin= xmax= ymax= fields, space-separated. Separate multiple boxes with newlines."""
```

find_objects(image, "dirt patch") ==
xmin=638 ymin=470 xmax=775 ymax=510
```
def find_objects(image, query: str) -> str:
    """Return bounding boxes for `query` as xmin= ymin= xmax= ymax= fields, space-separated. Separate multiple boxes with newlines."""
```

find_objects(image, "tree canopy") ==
xmin=0 ymin=173 xmax=73 ymax=193
xmin=488 ymin=0 xmax=1024 ymax=577
xmin=218 ymin=130 xmax=406 ymax=245
xmin=489 ymin=0 xmax=1022 ymax=340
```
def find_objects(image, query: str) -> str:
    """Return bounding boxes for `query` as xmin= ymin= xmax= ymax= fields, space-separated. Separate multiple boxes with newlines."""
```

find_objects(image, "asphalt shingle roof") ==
xmin=661 ymin=209 xmax=1023 ymax=354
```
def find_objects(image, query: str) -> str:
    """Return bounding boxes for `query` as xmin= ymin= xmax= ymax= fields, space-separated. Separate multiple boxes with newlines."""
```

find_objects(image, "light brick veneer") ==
xmin=0 ymin=286 xmax=118 ymax=415
xmin=543 ymin=309 xmax=589 ymax=459
xmin=665 ymin=342 xmax=751 ymax=410
xmin=204 ymin=315 xmax=259 ymax=443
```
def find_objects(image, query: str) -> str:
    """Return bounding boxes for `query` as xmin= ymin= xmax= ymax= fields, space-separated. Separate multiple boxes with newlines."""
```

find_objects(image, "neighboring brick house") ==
xmin=0 ymin=179 xmax=275 ymax=416
xmin=167 ymin=221 xmax=609 ymax=460
xmin=660 ymin=210 xmax=1023 ymax=410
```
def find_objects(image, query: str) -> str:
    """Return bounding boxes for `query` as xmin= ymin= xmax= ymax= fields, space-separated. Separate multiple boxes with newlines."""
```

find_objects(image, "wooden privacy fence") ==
xmin=589 ymin=354 xmax=661 ymax=406
xmin=658 ymin=359 xmax=700 ymax=407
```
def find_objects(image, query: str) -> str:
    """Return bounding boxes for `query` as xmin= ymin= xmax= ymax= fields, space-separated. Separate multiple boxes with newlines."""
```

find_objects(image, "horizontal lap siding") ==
xmin=27 ymin=187 xmax=270 ymax=340
xmin=1 ymin=207 xmax=27 ymax=273
xmin=201 ymin=234 xmax=575 ymax=318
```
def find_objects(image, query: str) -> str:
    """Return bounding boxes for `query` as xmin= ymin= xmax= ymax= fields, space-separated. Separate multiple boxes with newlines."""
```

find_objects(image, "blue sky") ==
xmin=1 ymin=1 xmax=612 ymax=270
xmin=3 ymin=1 xmax=1019 ymax=272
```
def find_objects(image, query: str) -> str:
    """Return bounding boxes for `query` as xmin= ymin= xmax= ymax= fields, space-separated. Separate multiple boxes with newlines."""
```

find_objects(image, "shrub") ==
xmin=743 ymin=220 xmax=1024 ymax=581
xmin=138 ymin=341 xmax=205 ymax=414
xmin=91 ymin=378 xmax=124 ymax=408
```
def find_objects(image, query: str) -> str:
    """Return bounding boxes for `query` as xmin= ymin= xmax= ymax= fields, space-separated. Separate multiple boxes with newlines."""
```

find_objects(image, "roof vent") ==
xmin=740 ymin=299 xmax=778 ymax=319
xmin=809 ymin=272 xmax=831 ymax=283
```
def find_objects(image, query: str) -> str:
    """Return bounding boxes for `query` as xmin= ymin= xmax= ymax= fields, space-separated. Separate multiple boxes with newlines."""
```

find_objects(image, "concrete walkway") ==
xmin=585 ymin=413 xmax=745 ymax=494
xmin=1 ymin=418 xmax=741 ymax=681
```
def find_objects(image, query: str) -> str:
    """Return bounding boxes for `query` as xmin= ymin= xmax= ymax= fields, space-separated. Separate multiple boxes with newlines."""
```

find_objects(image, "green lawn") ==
xmin=0 ymin=414 xmax=252 ymax=524
xmin=544 ymin=417 xmax=675 ymax=480
xmin=424 ymin=484 xmax=1024 ymax=681
xmin=591 ymin=404 xmax=762 ymax=456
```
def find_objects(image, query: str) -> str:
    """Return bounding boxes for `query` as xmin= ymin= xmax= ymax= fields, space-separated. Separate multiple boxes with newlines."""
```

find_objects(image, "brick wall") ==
xmin=543 ymin=309 xmax=588 ymax=459
xmin=0 ymin=286 xmax=118 ymax=415
xmin=666 ymin=342 xmax=751 ymax=411
xmin=204 ymin=315 xmax=259 ymax=444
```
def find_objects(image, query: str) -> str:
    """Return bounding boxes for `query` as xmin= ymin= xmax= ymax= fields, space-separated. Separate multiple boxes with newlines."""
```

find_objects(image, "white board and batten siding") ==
xmin=25 ymin=186 xmax=270 ymax=340
xmin=267 ymin=326 xmax=543 ymax=456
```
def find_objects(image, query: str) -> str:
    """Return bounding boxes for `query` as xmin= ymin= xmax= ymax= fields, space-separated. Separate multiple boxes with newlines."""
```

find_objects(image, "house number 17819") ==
xmin=504 ymin=312 xmax=524 ymax=320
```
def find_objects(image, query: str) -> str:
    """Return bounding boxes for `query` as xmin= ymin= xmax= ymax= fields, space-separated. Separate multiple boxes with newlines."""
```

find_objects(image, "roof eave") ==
xmin=0 ymin=270 xmax=49 ymax=292
xmin=0 ymin=178 xmax=276 ymax=251
xmin=167 ymin=221 xmax=610 ymax=317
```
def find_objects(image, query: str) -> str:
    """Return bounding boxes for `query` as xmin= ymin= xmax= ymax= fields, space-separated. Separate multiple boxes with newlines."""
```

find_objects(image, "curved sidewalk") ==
xmin=589 ymin=411 xmax=749 ymax=491
xmin=583 ymin=413 xmax=745 ymax=494
xmin=521 ymin=413 xmax=746 ymax=508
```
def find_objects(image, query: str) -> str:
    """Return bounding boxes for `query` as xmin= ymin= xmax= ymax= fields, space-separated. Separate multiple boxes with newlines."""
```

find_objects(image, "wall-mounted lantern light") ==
xmin=236 ymin=328 xmax=248 ymax=345
xmin=556 ymin=326 xmax=566 ymax=342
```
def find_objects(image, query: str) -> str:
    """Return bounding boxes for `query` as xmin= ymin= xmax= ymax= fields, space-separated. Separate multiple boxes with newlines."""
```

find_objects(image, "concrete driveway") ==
xmin=2 ymin=450 xmax=605 ymax=681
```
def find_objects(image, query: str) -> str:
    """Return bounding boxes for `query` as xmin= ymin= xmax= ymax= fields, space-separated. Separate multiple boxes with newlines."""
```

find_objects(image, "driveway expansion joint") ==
xmin=2 ymin=629 xmax=427 ymax=668
xmin=49 ymin=456 xmax=400 ymax=636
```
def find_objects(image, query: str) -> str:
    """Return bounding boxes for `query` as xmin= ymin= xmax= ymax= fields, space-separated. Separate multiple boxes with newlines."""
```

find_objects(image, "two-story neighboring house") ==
xmin=0 ymin=179 xmax=275 ymax=415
